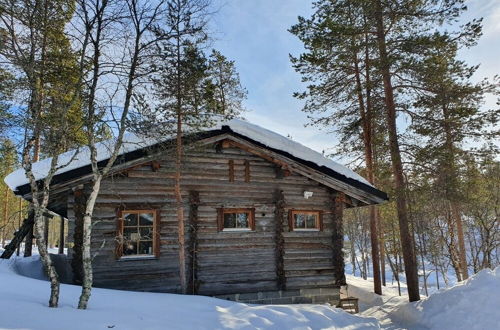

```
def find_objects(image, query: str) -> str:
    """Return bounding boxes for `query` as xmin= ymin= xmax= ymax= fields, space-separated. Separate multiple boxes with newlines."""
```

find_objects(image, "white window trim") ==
xmin=222 ymin=227 xmax=252 ymax=232
xmin=118 ymin=255 xmax=157 ymax=261
xmin=293 ymin=228 xmax=320 ymax=232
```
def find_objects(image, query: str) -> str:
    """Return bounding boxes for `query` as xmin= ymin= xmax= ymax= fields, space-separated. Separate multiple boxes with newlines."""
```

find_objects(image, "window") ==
xmin=217 ymin=208 xmax=255 ymax=231
xmin=289 ymin=210 xmax=322 ymax=231
xmin=117 ymin=210 xmax=159 ymax=258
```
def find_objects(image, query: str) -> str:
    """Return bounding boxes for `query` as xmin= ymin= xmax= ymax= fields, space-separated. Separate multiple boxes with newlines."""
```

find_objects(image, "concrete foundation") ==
xmin=213 ymin=287 xmax=340 ymax=305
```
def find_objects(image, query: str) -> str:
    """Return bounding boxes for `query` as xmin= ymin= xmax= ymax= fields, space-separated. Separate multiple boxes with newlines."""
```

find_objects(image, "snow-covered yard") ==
xmin=0 ymin=254 xmax=498 ymax=330
xmin=0 ymin=256 xmax=379 ymax=330
xmin=347 ymin=269 xmax=500 ymax=330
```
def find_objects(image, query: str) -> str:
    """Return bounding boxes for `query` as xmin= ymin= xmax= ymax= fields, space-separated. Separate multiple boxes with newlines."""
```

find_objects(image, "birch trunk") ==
xmin=78 ymin=177 xmax=101 ymax=309
xmin=33 ymin=208 xmax=60 ymax=307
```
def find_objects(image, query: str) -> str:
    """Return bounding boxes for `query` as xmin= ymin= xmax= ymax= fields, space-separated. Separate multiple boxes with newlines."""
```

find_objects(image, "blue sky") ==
xmin=210 ymin=0 xmax=500 ymax=163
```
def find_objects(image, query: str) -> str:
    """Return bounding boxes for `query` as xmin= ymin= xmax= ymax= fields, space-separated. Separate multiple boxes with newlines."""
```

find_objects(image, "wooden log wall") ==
xmin=274 ymin=189 xmax=286 ymax=290
xmin=187 ymin=190 xmax=200 ymax=294
xmin=66 ymin=144 xmax=343 ymax=294
xmin=332 ymin=192 xmax=346 ymax=286
xmin=70 ymin=189 xmax=86 ymax=284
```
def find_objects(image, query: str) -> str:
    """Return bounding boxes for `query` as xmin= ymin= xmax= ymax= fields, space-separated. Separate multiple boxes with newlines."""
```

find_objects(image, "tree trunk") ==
xmin=451 ymin=205 xmax=468 ymax=280
xmin=33 ymin=209 xmax=59 ymax=307
xmin=78 ymin=177 xmax=101 ymax=309
xmin=379 ymin=211 xmax=386 ymax=286
xmin=441 ymin=94 xmax=469 ymax=281
xmin=351 ymin=239 xmax=357 ymax=276
xmin=352 ymin=41 xmax=382 ymax=295
xmin=332 ymin=192 xmax=346 ymax=286
xmin=373 ymin=0 xmax=420 ymax=302
xmin=175 ymin=113 xmax=187 ymax=294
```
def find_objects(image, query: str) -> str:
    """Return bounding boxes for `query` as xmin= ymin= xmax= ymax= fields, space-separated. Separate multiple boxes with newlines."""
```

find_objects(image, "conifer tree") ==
xmin=407 ymin=31 xmax=498 ymax=280
xmin=290 ymin=0 xmax=384 ymax=295
xmin=143 ymin=0 xmax=246 ymax=293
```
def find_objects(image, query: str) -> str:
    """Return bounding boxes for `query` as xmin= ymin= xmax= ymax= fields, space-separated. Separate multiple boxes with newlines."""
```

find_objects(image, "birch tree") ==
xmin=73 ymin=0 xmax=169 ymax=309
xmin=0 ymin=0 xmax=83 ymax=307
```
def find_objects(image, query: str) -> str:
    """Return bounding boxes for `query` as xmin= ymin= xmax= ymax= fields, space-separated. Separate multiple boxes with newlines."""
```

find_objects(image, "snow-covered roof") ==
xmin=4 ymin=118 xmax=373 ymax=193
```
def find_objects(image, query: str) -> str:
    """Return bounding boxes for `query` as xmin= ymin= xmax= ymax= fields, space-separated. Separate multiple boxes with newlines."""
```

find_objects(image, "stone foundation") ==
xmin=214 ymin=287 xmax=340 ymax=305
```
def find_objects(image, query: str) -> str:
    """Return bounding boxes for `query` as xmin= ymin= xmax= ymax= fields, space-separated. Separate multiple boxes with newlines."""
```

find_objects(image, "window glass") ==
xmin=224 ymin=213 xmax=236 ymax=228
xmin=139 ymin=213 xmax=154 ymax=226
xmin=138 ymin=241 xmax=153 ymax=255
xmin=236 ymin=213 xmax=249 ymax=228
xmin=294 ymin=213 xmax=306 ymax=228
xmin=222 ymin=209 xmax=252 ymax=230
xmin=306 ymin=214 xmax=316 ymax=228
xmin=292 ymin=211 xmax=320 ymax=230
xmin=124 ymin=213 xmax=137 ymax=226
xmin=120 ymin=210 xmax=155 ymax=257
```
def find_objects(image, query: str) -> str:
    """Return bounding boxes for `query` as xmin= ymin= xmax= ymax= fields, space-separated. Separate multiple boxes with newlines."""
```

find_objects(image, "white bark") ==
xmin=77 ymin=176 xmax=101 ymax=309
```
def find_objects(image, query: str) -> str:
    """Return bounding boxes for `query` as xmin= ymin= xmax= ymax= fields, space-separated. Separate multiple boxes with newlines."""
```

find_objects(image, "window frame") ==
xmin=217 ymin=208 xmax=256 ymax=232
xmin=116 ymin=209 xmax=160 ymax=259
xmin=288 ymin=209 xmax=323 ymax=232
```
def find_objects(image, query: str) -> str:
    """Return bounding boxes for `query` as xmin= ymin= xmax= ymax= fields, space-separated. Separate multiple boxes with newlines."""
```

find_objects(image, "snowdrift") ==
xmin=390 ymin=267 xmax=500 ymax=330
xmin=0 ymin=256 xmax=380 ymax=330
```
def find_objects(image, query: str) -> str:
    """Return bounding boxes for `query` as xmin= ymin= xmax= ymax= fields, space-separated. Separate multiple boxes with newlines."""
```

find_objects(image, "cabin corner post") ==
xmin=24 ymin=209 xmax=35 ymax=257
xmin=188 ymin=190 xmax=200 ymax=295
xmin=71 ymin=188 xmax=86 ymax=284
xmin=274 ymin=189 xmax=286 ymax=291
xmin=332 ymin=192 xmax=346 ymax=286
xmin=58 ymin=217 xmax=65 ymax=254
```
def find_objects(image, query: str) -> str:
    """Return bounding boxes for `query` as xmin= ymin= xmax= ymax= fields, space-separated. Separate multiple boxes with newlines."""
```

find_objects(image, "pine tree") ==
xmin=205 ymin=50 xmax=247 ymax=116
xmin=145 ymin=0 xmax=246 ymax=293
xmin=407 ymin=30 xmax=498 ymax=280
xmin=290 ymin=0 xmax=384 ymax=294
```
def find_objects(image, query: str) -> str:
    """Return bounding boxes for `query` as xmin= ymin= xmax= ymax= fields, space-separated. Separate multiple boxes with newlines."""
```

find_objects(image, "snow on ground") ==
xmin=0 ymin=256 xmax=380 ymax=330
xmin=389 ymin=267 xmax=500 ymax=330
xmin=2 ymin=248 xmax=498 ymax=330
xmin=347 ymin=268 xmax=500 ymax=330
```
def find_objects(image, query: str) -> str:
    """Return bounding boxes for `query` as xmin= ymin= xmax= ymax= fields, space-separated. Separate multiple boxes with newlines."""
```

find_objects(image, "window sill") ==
xmin=118 ymin=255 xmax=158 ymax=261
xmin=293 ymin=229 xmax=320 ymax=232
xmin=221 ymin=228 xmax=253 ymax=232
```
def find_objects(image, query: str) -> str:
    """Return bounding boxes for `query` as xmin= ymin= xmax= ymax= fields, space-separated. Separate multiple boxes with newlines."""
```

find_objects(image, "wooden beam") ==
xmin=222 ymin=136 xmax=384 ymax=205
xmin=36 ymin=133 xmax=384 ymax=207
xmin=228 ymin=160 xmax=234 ymax=182
xmin=24 ymin=223 xmax=33 ymax=257
xmin=332 ymin=192 xmax=346 ymax=286
xmin=274 ymin=189 xmax=286 ymax=290
xmin=58 ymin=217 xmax=65 ymax=254
xmin=244 ymin=160 xmax=250 ymax=183
xmin=0 ymin=211 xmax=34 ymax=259
xmin=151 ymin=161 xmax=161 ymax=172
xmin=188 ymin=191 xmax=200 ymax=295
xmin=71 ymin=189 xmax=86 ymax=284
xmin=44 ymin=217 xmax=49 ymax=248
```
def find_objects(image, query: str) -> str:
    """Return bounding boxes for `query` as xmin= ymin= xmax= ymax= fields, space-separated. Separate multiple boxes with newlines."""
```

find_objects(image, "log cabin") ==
xmin=4 ymin=118 xmax=387 ymax=306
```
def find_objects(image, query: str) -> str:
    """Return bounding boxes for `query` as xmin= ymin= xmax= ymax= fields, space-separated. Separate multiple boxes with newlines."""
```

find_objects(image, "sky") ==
xmin=209 ymin=0 xmax=500 ymax=163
